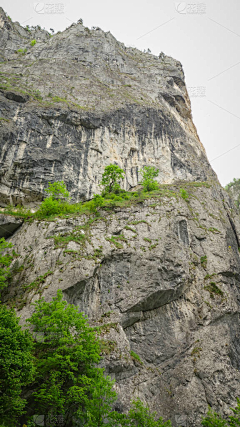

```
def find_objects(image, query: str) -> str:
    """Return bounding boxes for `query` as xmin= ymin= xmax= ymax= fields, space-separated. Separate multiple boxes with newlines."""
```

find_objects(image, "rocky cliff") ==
xmin=1 ymin=7 xmax=240 ymax=427
xmin=2 ymin=182 xmax=240 ymax=427
xmin=0 ymin=7 xmax=216 ymax=206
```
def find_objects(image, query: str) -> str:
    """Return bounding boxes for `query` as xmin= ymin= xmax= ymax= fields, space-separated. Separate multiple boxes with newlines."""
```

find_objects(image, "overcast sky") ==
xmin=1 ymin=0 xmax=240 ymax=186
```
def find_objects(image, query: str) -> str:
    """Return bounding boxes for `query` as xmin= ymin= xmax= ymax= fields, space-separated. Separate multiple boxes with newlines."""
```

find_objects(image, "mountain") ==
xmin=1 ymin=8 xmax=240 ymax=427
xmin=0 ymin=7 xmax=216 ymax=206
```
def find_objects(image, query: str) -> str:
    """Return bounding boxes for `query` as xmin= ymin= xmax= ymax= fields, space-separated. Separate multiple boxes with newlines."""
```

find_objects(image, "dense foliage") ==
xmin=0 ymin=237 xmax=13 ymax=292
xmin=25 ymin=290 xmax=114 ymax=424
xmin=202 ymin=399 xmax=240 ymax=427
xmin=140 ymin=166 xmax=159 ymax=192
xmin=101 ymin=164 xmax=125 ymax=194
xmin=0 ymin=304 xmax=35 ymax=426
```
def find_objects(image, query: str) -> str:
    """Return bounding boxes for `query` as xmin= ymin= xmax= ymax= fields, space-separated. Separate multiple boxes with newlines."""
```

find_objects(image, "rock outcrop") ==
xmin=3 ymin=183 xmax=240 ymax=426
xmin=0 ymin=7 xmax=216 ymax=206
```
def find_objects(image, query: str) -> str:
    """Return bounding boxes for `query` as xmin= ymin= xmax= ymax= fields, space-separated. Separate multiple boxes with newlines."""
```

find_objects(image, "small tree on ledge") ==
xmin=101 ymin=164 xmax=125 ymax=194
xmin=140 ymin=166 xmax=159 ymax=192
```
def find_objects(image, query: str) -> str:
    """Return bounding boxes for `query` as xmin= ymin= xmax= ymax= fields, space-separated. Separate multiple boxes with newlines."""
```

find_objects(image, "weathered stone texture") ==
xmin=0 ymin=8 xmax=216 ymax=206
xmin=3 ymin=184 xmax=240 ymax=426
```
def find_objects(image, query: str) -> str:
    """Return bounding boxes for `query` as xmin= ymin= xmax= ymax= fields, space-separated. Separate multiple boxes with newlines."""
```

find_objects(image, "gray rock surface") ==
xmin=0 ymin=213 xmax=23 ymax=238
xmin=1 ymin=7 xmax=240 ymax=427
xmin=0 ymin=7 xmax=216 ymax=205
xmin=3 ymin=183 xmax=240 ymax=426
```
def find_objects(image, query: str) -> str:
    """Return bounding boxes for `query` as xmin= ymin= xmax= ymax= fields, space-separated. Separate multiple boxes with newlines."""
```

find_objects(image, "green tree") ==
xmin=38 ymin=181 xmax=70 ymax=217
xmin=0 ymin=304 xmax=35 ymax=426
xmin=0 ymin=237 xmax=13 ymax=292
xmin=26 ymin=290 xmax=115 ymax=425
xmin=45 ymin=181 xmax=70 ymax=201
xmin=101 ymin=164 xmax=125 ymax=194
xmin=81 ymin=373 xmax=117 ymax=426
xmin=139 ymin=166 xmax=159 ymax=192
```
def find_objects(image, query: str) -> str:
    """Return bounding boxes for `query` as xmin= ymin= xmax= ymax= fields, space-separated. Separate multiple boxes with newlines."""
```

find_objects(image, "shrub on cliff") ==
xmin=37 ymin=181 xmax=70 ymax=217
xmin=202 ymin=399 xmax=240 ymax=427
xmin=140 ymin=166 xmax=159 ymax=192
xmin=101 ymin=164 xmax=125 ymax=194
xmin=89 ymin=194 xmax=105 ymax=212
xmin=0 ymin=237 xmax=13 ymax=292
xmin=111 ymin=398 xmax=172 ymax=427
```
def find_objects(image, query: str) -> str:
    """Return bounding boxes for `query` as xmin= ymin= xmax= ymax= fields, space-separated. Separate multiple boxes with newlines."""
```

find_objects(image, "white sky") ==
xmin=1 ymin=0 xmax=240 ymax=186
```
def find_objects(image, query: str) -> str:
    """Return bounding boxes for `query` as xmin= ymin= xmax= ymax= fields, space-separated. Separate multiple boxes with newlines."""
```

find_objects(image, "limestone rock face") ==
xmin=1 ymin=7 xmax=239 ymax=427
xmin=3 ymin=183 xmax=240 ymax=426
xmin=0 ymin=213 xmax=23 ymax=238
xmin=0 ymin=7 xmax=216 ymax=205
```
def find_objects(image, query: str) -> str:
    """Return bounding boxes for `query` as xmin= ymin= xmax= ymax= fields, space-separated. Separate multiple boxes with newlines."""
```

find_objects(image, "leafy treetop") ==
xmin=45 ymin=181 xmax=70 ymax=201
xmin=101 ymin=164 xmax=125 ymax=194
xmin=140 ymin=166 xmax=159 ymax=192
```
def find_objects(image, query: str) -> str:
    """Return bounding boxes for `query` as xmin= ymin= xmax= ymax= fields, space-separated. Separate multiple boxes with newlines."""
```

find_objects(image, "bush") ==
xmin=45 ymin=181 xmax=70 ymax=201
xmin=30 ymin=39 xmax=36 ymax=46
xmin=101 ymin=164 xmax=125 ymax=194
xmin=0 ymin=238 xmax=13 ymax=292
xmin=37 ymin=181 xmax=70 ymax=218
xmin=89 ymin=194 xmax=104 ymax=212
xmin=112 ymin=398 xmax=172 ymax=427
xmin=140 ymin=166 xmax=159 ymax=192
xmin=202 ymin=398 xmax=240 ymax=427
xmin=37 ymin=196 xmax=64 ymax=217
xmin=180 ymin=188 xmax=189 ymax=201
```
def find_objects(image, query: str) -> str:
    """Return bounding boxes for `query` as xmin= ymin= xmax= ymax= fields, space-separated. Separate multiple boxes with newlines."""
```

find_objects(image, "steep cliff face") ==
xmin=2 ymin=183 xmax=240 ymax=426
xmin=0 ymin=8 xmax=216 ymax=206
xmin=1 ymin=7 xmax=240 ymax=427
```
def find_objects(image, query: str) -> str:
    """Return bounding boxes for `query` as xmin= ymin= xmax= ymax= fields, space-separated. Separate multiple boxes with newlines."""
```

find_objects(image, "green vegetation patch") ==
xmin=204 ymin=282 xmax=224 ymax=298
xmin=130 ymin=350 xmax=143 ymax=364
